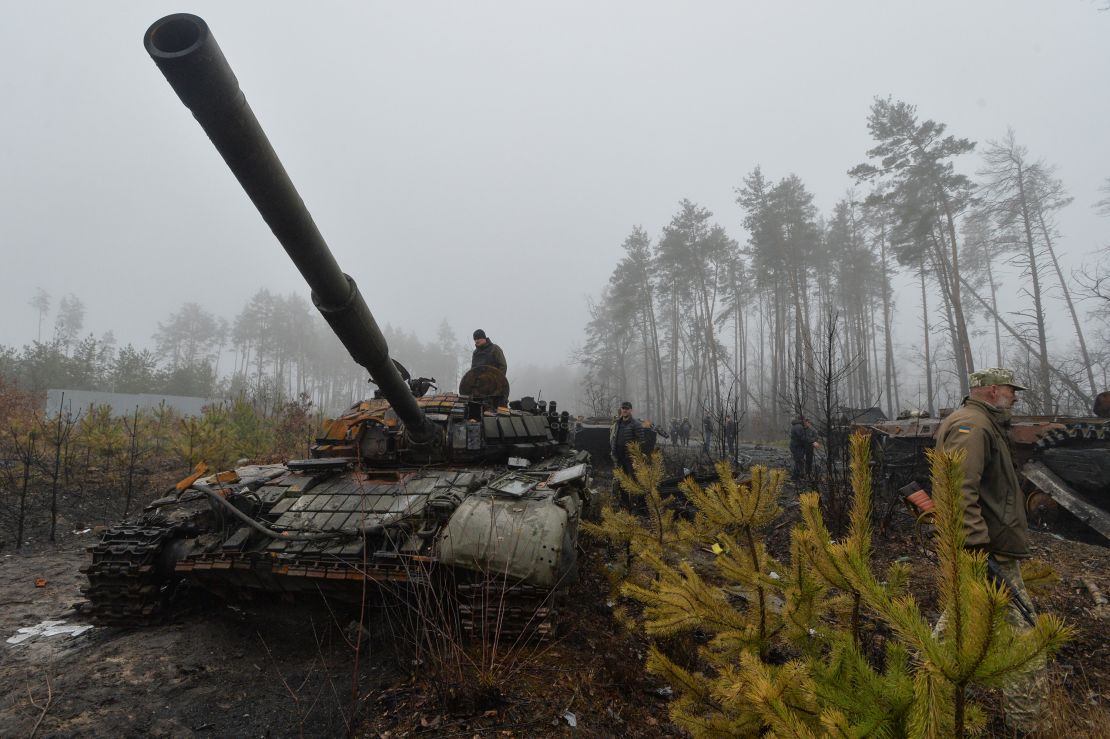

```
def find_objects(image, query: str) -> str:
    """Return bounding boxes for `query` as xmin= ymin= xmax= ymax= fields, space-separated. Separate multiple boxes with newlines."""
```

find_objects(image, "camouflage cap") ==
xmin=968 ymin=367 xmax=1028 ymax=391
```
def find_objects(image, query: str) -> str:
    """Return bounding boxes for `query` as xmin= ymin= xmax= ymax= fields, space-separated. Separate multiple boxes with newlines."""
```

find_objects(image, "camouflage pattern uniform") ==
xmin=935 ymin=368 xmax=1044 ymax=733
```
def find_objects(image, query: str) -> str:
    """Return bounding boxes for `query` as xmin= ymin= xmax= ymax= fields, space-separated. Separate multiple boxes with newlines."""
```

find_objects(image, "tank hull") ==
xmin=85 ymin=448 xmax=593 ymax=637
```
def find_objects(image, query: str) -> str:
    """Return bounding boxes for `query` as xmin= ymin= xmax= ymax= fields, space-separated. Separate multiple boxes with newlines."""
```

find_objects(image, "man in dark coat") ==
xmin=789 ymin=416 xmax=818 ymax=479
xmin=470 ymin=329 xmax=508 ymax=406
xmin=471 ymin=329 xmax=507 ymax=374
xmin=610 ymin=401 xmax=646 ymax=508
xmin=680 ymin=417 xmax=691 ymax=447
xmin=724 ymin=414 xmax=738 ymax=459
xmin=702 ymin=416 xmax=713 ymax=456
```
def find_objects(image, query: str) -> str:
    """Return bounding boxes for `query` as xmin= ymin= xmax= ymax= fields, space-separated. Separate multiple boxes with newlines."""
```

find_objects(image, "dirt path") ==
xmin=0 ymin=536 xmax=368 ymax=738
xmin=0 ymin=533 xmax=674 ymax=738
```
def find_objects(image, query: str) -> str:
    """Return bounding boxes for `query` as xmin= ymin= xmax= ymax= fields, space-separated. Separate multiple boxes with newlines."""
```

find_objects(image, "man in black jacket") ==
xmin=471 ymin=329 xmax=507 ymax=374
xmin=470 ymin=329 xmax=508 ymax=406
xmin=724 ymin=414 xmax=738 ymax=460
xmin=610 ymin=401 xmax=645 ymax=509
xmin=789 ymin=416 xmax=819 ymax=479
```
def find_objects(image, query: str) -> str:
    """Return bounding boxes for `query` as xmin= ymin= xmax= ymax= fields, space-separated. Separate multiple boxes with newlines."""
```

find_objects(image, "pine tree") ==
xmin=581 ymin=444 xmax=691 ymax=591
xmin=797 ymin=432 xmax=910 ymax=646
xmin=677 ymin=463 xmax=787 ymax=659
xmin=800 ymin=434 xmax=1072 ymax=737
xmin=610 ymin=431 xmax=1070 ymax=737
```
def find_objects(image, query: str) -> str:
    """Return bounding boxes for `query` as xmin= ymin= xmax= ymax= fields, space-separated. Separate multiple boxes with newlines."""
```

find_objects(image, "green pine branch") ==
xmin=600 ymin=429 xmax=1070 ymax=738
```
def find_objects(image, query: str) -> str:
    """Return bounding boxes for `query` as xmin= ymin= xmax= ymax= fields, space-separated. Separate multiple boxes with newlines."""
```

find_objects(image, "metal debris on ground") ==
xmin=7 ymin=620 xmax=93 ymax=645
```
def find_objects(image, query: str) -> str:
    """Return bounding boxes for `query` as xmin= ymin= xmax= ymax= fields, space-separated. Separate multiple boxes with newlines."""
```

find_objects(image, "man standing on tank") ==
xmin=470 ymin=329 xmax=508 ymax=407
xmin=610 ymin=401 xmax=645 ymax=509
xmin=471 ymin=329 xmax=507 ymax=374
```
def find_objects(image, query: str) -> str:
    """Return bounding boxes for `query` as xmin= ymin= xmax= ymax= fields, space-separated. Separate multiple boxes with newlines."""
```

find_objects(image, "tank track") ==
xmin=1034 ymin=421 xmax=1110 ymax=450
xmin=456 ymin=581 xmax=557 ymax=642
xmin=80 ymin=524 xmax=178 ymax=626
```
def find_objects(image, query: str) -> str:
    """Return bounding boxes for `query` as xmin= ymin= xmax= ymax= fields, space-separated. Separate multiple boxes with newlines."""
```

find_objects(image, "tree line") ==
xmin=0 ymin=380 xmax=316 ymax=548
xmin=3 ymin=288 xmax=468 ymax=414
xmin=581 ymin=97 xmax=1110 ymax=433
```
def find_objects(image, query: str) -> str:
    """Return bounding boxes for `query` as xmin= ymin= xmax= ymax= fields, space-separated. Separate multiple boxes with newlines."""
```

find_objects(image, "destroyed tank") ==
xmin=81 ymin=13 xmax=595 ymax=639
xmin=859 ymin=411 xmax=1110 ymax=542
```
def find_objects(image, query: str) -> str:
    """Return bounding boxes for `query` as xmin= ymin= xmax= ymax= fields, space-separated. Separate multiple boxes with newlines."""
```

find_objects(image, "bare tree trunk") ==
xmin=123 ymin=407 xmax=141 ymax=517
xmin=758 ymin=294 xmax=766 ymax=418
xmin=920 ymin=260 xmax=936 ymax=416
xmin=791 ymin=271 xmax=808 ymax=414
xmin=984 ymin=256 xmax=1003 ymax=366
xmin=670 ymin=279 xmax=679 ymax=420
xmin=930 ymin=229 xmax=969 ymax=393
xmin=696 ymin=271 xmax=723 ymax=419
xmin=1016 ymin=165 xmax=1052 ymax=410
xmin=939 ymin=193 xmax=975 ymax=390
xmin=11 ymin=430 xmax=36 ymax=550
xmin=740 ymin=305 xmax=748 ymax=418
xmin=772 ymin=289 xmax=784 ymax=419
xmin=1035 ymin=207 xmax=1097 ymax=398
xmin=869 ymin=301 xmax=883 ymax=409
xmin=644 ymin=286 xmax=666 ymax=423
xmin=19 ymin=453 xmax=32 ymax=549
xmin=857 ymin=305 xmax=871 ymax=406
xmin=959 ymin=275 xmax=1091 ymax=408
xmin=640 ymin=314 xmax=652 ymax=419
xmin=47 ymin=403 xmax=69 ymax=543
xmin=878 ymin=225 xmax=900 ymax=418
xmin=798 ymin=269 xmax=816 ymax=404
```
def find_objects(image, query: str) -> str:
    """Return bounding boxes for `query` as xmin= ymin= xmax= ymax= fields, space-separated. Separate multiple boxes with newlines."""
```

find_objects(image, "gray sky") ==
xmin=2 ymin=1 xmax=1107 ymax=380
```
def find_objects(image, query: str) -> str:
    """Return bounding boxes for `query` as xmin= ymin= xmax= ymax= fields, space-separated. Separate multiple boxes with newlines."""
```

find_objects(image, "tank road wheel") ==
xmin=80 ymin=524 xmax=181 ymax=627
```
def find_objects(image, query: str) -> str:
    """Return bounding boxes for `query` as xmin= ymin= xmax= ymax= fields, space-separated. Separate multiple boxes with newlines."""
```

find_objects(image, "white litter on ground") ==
xmin=7 ymin=620 xmax=93 ymax=645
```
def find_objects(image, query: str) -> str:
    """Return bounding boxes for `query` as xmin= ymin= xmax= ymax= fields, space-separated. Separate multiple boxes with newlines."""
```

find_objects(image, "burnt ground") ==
xmin=1 ymin=445 xmax=1108 ymax=738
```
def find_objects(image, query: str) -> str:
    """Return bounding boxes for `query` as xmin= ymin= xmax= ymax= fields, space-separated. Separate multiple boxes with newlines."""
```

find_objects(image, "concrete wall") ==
xmin=45 ymin=389 xmax=216 ymax=418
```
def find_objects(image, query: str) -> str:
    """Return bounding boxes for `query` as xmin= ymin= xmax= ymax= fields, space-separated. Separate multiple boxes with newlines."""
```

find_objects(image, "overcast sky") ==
xmin=2 ymin=2 xmax=1107 ymax=380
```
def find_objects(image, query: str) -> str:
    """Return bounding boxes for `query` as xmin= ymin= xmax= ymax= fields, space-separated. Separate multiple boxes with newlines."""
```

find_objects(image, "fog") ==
xmin=2 ymin=1 xmax=1107 ymax=407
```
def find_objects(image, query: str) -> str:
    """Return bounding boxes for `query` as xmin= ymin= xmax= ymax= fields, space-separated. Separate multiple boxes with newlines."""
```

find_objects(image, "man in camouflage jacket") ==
xmin=935 ymin=368 xmax=1030 ymax=558
xmin=935 ymin=367 xmax=1042 ymax=733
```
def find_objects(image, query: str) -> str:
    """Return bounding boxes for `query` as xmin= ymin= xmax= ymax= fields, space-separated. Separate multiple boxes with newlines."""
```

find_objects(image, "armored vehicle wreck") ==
xmin=81 ymin=13 xmax=594 ymax=639
xmin=861 ymin=413 xmax=1110 ymax=542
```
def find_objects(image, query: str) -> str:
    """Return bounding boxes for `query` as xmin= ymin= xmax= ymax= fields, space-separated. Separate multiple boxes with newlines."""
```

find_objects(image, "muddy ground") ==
xmin=1 ymin=444 xmax=1108 ymax=738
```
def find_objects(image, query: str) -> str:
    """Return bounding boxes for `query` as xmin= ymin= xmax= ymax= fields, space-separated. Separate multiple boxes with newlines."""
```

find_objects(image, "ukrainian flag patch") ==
xmin=957 ymin=425 xmax=971 ymax=434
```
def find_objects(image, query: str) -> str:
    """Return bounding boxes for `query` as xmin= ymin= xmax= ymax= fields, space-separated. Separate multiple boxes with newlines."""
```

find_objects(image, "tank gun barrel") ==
xmin=144 ymin=13 xmax=432 ymax=440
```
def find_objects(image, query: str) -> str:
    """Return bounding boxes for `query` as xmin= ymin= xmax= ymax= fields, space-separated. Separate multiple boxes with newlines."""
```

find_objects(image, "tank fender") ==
xmin=437 ymin=492 xmax=579 ymax=589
